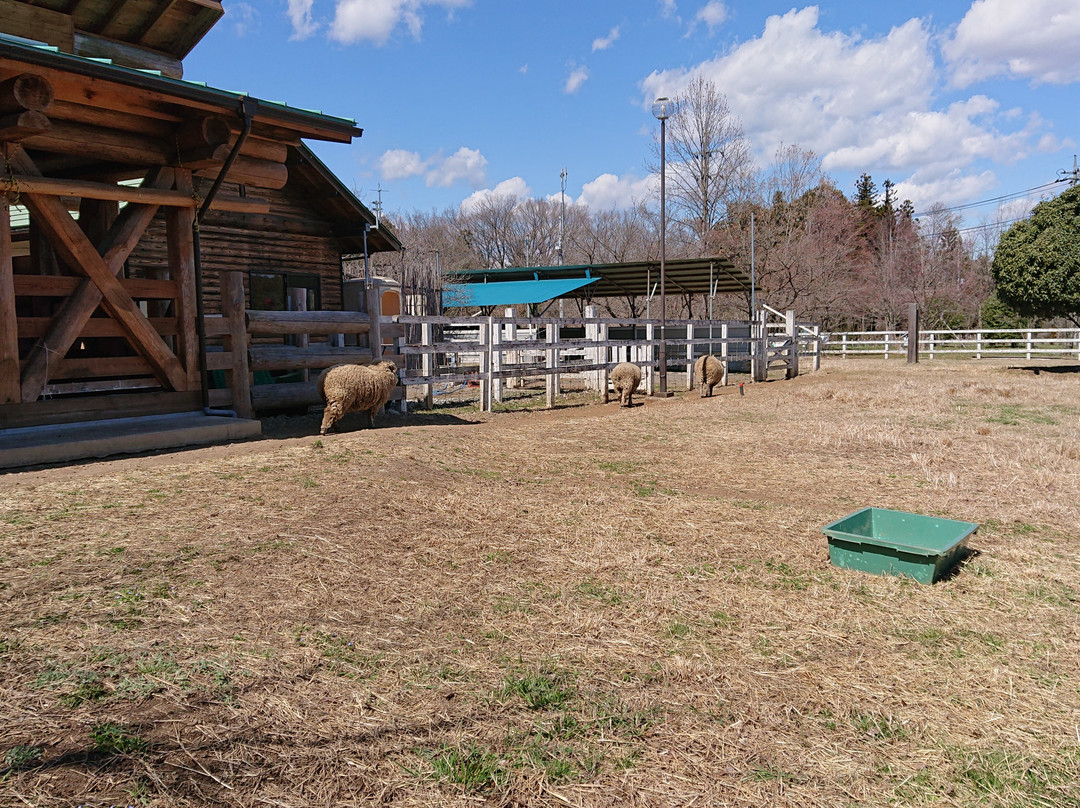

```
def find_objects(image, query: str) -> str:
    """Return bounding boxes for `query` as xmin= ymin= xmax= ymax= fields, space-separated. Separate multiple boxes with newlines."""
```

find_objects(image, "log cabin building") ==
xmin=0 ymin=0 xmax=400 ymax=444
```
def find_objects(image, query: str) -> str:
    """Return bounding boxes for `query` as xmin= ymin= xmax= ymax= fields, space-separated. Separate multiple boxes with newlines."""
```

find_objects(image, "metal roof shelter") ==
xmin=443 ymin=276 xmax=600 ymax=308
xmin=451 ymin=257 xmax=755 ymax=301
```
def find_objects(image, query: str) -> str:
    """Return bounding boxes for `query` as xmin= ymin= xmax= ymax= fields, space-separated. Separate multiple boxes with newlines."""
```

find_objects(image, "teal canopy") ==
xmin=443 ymin=277 xmax=600 ymax=308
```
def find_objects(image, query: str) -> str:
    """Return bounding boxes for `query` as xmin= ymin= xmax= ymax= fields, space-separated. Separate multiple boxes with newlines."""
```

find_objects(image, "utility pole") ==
xmin=1058 ymin=155 xmax=1079 ymax=186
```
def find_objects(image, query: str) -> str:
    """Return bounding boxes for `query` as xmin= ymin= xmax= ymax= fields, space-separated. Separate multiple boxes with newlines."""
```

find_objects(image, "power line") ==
xmin=912 ymin=180 xmax=1061 ymax=218
xmin=917 ymin=215 xmax=1029 ymax=241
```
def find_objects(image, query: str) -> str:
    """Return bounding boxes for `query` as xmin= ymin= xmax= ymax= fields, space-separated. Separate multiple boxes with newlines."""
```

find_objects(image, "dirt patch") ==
xmin=2 ymin=358 xmax=1079 ymax=807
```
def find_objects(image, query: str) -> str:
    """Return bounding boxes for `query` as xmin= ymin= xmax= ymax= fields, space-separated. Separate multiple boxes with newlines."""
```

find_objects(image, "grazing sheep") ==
xmin=693 ymin=354 xmax=724 ymax=397
xmin=605 ymin=362 xmax=643 ymax=407
xmin=317 ymin=360 xmax=398 ymax=435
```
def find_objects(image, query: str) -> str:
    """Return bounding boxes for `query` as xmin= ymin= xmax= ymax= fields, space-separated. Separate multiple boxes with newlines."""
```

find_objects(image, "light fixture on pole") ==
xmin=651 ymin=96 xmax=673 ymax=397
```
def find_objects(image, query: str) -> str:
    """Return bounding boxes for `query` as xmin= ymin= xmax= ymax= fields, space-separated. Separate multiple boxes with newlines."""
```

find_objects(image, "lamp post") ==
xmin=651 ymin=96 xmax=673 ymax=397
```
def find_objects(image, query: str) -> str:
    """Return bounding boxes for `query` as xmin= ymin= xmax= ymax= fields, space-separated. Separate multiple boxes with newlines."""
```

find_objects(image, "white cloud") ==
xmin=460 ymin=177 xmax=531 ymax=213
xmin=639 ymin=7 xmax=1054 ymax=200
xmin=428 ymin=147 xmax=487 ymax=187
xmin=696 ymin=2 xmax=727 ymax=33
xmin=564 ymin=66 xmax=590 ymax=94
xmin=577 ymin=173 xmax=657 ymax=209
xmin=329 ymin=0 xmax=471 ymax=46
xmin=376 ymin=146 xmax=487 ymax=187
xmin=592 ymin=25 xmax=620 ymax=52
xmin=944 ymin=0 xmax=1080 ymax=87
xmin=892 ymin=169 xmax=999 ymax=211
xmin=520 ymin=64 xmax=528 ymax=74
xmin=659 ymin=0 xmax=678 ymax=19
xmin=377 ymin=149 xmax=428 ymax=180
xmin=286 ymin=0 xmax=319 ymax=39
xmin=229 ymin=3 xmax=260 ymax=36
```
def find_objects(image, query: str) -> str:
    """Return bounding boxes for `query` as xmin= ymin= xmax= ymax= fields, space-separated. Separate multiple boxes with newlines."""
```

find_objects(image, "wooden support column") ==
xmin=491 ymin=316 xmax=502 ymax=404
xmin=786 ymin=309 xmax=799 ymax=379
xmin=0 ymin=197 xmax=18 ymax=404
xmin=221 ymin=271 xmax=252 ymax=419
xmin=720 ymin=323 xmax=729 ymax=386
xmin=365 ymin=283 xmax=382 ymax=361
xmin=421 ymin=320 xmax=433 ymax=409
xmin=167 ymin=169 xmax=199 ymax=388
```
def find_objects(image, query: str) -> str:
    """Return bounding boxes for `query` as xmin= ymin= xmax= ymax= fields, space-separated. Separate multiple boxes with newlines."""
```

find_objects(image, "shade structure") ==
xmin=443 ymin=277 xmax=601 ymax=309
xmin=450 ymin=257 xmax=754 ymax=300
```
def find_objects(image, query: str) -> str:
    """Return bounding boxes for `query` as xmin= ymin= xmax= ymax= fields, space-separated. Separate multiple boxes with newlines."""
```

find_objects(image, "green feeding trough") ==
xmin=822 ymin=507 xmax=978 ymax=584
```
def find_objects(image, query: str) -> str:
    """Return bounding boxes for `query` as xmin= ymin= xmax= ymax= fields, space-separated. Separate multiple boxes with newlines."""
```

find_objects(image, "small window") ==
xmin=249 ymin=272 xmax=321 ymax=311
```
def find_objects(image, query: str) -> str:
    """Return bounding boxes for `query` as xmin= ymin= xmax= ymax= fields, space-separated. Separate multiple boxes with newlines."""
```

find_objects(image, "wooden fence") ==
xmin=826 ymin=328 xmax=1080 ymax=361
xmin=393 ymin=305 xmax=822 ymax=413
xmin=206 ymin=272 xmax=823 ymax=417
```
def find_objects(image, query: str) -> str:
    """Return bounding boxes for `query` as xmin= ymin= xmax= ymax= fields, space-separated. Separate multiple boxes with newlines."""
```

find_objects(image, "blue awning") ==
xmin=443 ymin=277 xmax=600 ymax=308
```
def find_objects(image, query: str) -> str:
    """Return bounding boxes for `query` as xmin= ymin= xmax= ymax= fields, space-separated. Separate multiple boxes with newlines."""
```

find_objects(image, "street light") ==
xmin=651 ymin=96 xmax=673 ymax=397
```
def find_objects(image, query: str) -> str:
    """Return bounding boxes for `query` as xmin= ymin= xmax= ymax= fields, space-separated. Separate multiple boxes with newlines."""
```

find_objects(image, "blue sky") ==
xmin=184 ymin=1 xmax=1080 ymax=228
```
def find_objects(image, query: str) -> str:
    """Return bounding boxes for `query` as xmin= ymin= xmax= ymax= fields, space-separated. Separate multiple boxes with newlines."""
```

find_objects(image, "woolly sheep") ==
xmin=317 ymin=360 xmax=398 ymax=435
xmin=693 ymin=354 xmax=724 ymax=397
xmin=604 ymin=362 xmax=643 ymax=408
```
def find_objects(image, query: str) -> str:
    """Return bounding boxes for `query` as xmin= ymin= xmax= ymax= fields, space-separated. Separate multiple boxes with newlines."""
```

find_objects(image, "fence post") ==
xmin=503 ymin=308 xmax=517 ymax=389
xmin=721 ymin=323 xmax=729 ymax=386
xmin=842 ymin=333 xmax=847 ymax=359
xmin=220 ymin=270 xmax=252 ymax=419
xmin=785 ymin=310 xmax=799 ymax=378
xmin=976 ymin=330 xmax=982 ymax=360
xmin=645 ymin=322 xmax=655 ymax=394
xmin=478 ymin=321 xmax=491 ymax=412
xmin=686 ymin=322 xmax=695 ymax=390
xmin=599 ymin=320 xmax=610 ymax=399
xmin=812 ymin=325 xmax=821 ymax=372
xmin=585 ymin=305 xmax=600 ymax=392
xmin=884 ymin=332 xmax=890 ymax=359
xmin=928 ymin=332 xmax=934 ymax=359
xmin=365 ymin=283 xmax=383 ymax=361
xmin=546 ymin=322 xmax=559 ymax=408
xmin=490 ymin=316 xmax=502 ymax=404
xmin=421 ymin=321 xmax=433 ymax=409
xmin=395 ymin=336 xmax=408 ymax=415
xmin=1076 ymin=328 xmax=1080 ymax=361
xmin=906 ymin=303 xmax=919 ymax=364
xmin=1026 ymin=330 xmax=1033 ymax=360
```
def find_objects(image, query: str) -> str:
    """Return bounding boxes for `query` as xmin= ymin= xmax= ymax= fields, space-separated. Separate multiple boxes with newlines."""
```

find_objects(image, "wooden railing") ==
xmin=825 ymin=328 xmax=1080 ymax=360
xmin=393 ymin=306 xmax=822 ymax=413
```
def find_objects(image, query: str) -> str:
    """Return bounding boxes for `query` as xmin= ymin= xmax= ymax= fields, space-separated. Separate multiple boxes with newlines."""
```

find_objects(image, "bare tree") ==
xmin=653 ymin=76 xmax=754 ymax=250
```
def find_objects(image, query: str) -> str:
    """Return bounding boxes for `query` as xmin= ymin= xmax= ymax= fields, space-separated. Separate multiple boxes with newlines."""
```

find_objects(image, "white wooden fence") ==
xmin=393 ymin=306 xmax=823 ymax=412
xmin=826 ymin=328 xmax=1080 ymax=361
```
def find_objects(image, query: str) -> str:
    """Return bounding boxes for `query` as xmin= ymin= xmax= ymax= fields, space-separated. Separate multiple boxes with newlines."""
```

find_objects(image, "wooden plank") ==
xmin=0 ymin=199 xmax=18 ymax=404
xmin=168 ymin=169 xmax=199 ymax=388
xmin=204 ymin=351 xmax=234 ymax=372
xmin=17 ymin=316 xmax=178 ymax=338
xmin=0 ymin=174 xmax=196 ymax=206
xmin=0 ymin=110 xmax=51 ymax=141
xmin=13 ymin=274 xmax=178 ymax=298
xmin=29 ymin=355 xmax=154 ymax=380
xmin=246 ymin=309 xmax=371 ymax=335
xmin=248 ymin=344 xmax=385 ymax=371
xmin=0 ymin=390 xmax=201 ymax=429
xmin=194 ymin=156 xmax=289 ymax=190
xmin=7 ymin=147 xmax=186 ymax=394
xmin=202 ymin=315 xmax=230 ymax=337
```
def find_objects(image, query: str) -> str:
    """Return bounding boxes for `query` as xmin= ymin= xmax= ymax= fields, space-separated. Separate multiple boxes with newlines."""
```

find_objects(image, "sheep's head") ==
xmin=378 ymin=361 xmax=398 ymax=375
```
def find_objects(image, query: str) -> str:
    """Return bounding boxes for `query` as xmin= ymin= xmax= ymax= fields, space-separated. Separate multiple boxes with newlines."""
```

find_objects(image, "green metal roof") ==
xmin=443 ymin=277 xmax=600 ymax=309
xmin=452 ymin=257 xmax=754 ymax=299
xmin=0 ymin=31 xmax=362 ymax=138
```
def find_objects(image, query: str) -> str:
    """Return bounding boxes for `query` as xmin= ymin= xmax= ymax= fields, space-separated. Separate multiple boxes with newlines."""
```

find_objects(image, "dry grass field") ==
xmin=1 ymin=359 xmax=1079 ymax=807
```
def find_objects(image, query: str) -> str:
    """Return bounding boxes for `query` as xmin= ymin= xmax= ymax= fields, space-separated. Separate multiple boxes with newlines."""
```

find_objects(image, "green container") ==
xmin=822 ymin=507 xmax=977 ymax=584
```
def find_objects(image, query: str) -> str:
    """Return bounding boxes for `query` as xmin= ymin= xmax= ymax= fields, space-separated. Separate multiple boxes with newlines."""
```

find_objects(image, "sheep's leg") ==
xmin=320 ymin=401 xmax=343 ymax=435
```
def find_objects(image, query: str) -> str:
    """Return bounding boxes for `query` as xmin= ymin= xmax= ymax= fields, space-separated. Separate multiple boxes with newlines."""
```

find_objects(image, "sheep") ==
xmin=317 ymin=360 xmax=398 ymax=435
xmin=604 ymin=362 xmax=643 ymax=408
xmin=693 ymin=354 xmax=724 ymax=397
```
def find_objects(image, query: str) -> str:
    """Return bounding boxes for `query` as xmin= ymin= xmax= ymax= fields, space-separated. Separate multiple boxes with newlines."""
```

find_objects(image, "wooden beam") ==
xmin=168 ymin=169 xmax=199 ymax=389
xmin=14 ymin=275 xmax=178 ymax=298
xmin=221 ymin=271 xmax=252 ymax=418
xmin=0 ymin=198 xmax=18 ymax=404
xmin=0 ymin=0 xmax=75 ymax=52
xmin=24 ymin=119 xmax=173 ymax=165
xmin=0 ymin=110 xmax=51 ymax=142
xmin=0 ymin=175 xmax=269 ymax=213
xmin=72 ymin=33 xmax=184 ymax=79
xmin=194 ymin=156 xmax=289 ymax=190
xmin=0 ymin=74 xmax=55 ymax=115
xmin=18 ymin=316 xmax=178 ymax=339
xmin=7 ymin=148 xmax=185 ymax=397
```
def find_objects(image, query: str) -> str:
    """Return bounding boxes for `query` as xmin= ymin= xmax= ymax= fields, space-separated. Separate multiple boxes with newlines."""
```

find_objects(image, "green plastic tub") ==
xmin=822 ymin=507 xmax=978 ymax=584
